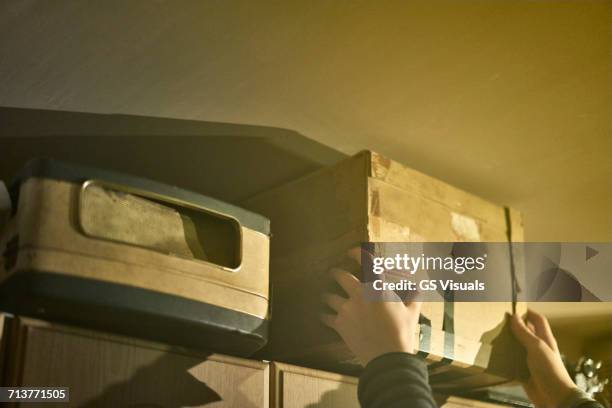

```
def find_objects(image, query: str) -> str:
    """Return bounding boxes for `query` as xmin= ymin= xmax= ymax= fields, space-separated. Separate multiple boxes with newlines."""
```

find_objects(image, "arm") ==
xmin=358 ymin=352 xmax=435 ymax=408
xmin=510 ymin=310 xmax=604 ymax=408
xmin=320 ymin=258 xmax=605 ymax=408
xmin=320 ymin=266 xmax=436 ymax=408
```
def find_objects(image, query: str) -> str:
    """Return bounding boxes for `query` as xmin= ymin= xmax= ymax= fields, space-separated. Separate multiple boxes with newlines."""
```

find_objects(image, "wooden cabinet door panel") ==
xmin=271 ymin=363 xmax=358 ymax=408
xmin=4 ymin=318 xmax=268 ymax=408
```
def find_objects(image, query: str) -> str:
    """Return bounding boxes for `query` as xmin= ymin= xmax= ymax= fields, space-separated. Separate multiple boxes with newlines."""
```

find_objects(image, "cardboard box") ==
xmin=0 ymin=159 xmax=270 ymax=355
xmin=244 ymin=151 xmax=526 ymax=388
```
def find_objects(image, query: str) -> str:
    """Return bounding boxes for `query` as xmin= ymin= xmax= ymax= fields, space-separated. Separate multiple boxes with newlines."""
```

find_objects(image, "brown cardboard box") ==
xmin=244 ymin=151 xmax=526 ymax=388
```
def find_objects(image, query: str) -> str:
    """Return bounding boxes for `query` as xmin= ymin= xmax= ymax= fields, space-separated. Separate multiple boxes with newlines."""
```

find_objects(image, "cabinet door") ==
xmin=3 ymin=317 xmax=268 ymax=407
xmin=271 ymin=362 xmax=359 ymax=408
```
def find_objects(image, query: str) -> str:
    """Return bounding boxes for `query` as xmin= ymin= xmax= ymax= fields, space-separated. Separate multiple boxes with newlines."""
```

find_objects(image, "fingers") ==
xmin=347 ymin=247 xmax=362 ymax=264
xmin=510 ymin=310 xmax=558 ymax=353
xmin=320 ymin=313 xmax=337 ymax=329
xmin=323 ymin=293 xmax=346 ymax=312
xmin=320 ymin=294 xmax=344 ymax=330
xmin=346 ymin=246 xmax=375 ymax=266
xmin=526 ymin=321 xmax=535 ymax=334
xmin=526 ymin=309 xmax=558 ymax=352
xmin=510 ymin=313 xmax=541 ymax=349
xmin=322 ymin=268 xmax=359 ymax=330
xmin=331 ymin=268 xmax=361 ymax=298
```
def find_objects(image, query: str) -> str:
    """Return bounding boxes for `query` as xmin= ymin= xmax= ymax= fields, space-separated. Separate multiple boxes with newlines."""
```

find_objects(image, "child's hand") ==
xmin=321 ymin=267 xmax=422 ymax=366
xmin=511 ymin=310 xmax=578 ymax=408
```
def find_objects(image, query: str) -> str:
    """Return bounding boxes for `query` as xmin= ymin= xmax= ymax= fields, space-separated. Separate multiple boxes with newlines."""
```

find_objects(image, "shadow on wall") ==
xmin=0 ymin=107 xmax=345 ymax=204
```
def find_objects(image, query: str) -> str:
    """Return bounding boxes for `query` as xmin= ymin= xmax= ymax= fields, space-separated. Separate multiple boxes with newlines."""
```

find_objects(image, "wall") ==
xmin=0 ymin=0 xmax=610 ymax=241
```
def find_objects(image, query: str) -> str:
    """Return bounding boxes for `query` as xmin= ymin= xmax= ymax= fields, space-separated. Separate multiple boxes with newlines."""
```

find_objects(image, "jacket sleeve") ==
xmin=560 ymin=388 xmax=605 ymax=408
xmin=358 ymin=352 xmax=437 ymax=408
xmin=576 ymin=403 xmax=605 ymax=408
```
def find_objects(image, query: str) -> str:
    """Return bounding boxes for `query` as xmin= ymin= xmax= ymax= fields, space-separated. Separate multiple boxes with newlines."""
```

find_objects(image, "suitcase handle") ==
xmin=77 ymin=179 xmax=243 ymax=272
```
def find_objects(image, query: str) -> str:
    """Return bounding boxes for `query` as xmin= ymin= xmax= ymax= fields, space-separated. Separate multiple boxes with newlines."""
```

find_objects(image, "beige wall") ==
xmin=0 ymin=0 xmax=610 ymax=241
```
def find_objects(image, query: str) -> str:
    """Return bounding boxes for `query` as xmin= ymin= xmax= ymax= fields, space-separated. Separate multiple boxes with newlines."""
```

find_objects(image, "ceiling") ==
xmin=0 ymin=1 xmax=610 ymax=241
xmin=0 ymin=0 xmax=610 ymax=344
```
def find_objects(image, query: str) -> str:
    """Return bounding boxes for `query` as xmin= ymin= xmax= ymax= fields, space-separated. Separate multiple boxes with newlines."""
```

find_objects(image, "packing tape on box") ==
xmin=504 ymin=207 xmax=519 ymax=312
xmin=427 ymin=290 xmax=456 ymax=372
xmin=417 ymin=315 xmax=432 ymax=359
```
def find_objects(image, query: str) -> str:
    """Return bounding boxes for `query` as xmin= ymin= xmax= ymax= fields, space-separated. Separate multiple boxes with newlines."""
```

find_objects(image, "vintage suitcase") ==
xmin=0 ymin=158 xmax=270 ymax=355
xmin=243 ymin=150 xmax=526 ymax=388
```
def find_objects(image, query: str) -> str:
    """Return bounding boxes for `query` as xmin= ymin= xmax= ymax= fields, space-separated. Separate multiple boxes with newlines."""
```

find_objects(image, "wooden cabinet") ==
xmin=1 ymin=317 xmax=269 ymax=407
xmin=1 ymin=317 xmax=512 ymax=407
xmin=271 ymin=362 xmax=359 ymax=408
xmin=268 ymin=361 xmax=509 ymax=408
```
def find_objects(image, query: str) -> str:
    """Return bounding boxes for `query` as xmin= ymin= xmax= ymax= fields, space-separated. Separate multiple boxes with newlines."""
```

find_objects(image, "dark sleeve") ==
xmin=576 ymin=403 xmax=605 ymax=408
xmin=560 ymin=389 xmax=606 ymax=408
xmin=358 ymin=352 xmax=437 ymax=408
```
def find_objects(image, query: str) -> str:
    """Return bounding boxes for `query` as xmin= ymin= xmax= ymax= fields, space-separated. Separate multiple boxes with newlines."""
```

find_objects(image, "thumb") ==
xmin=510 ymin=313 xmax=539 ymax=349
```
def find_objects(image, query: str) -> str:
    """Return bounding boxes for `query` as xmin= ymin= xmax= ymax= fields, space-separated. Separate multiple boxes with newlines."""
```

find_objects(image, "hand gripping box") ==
xmin=0 ymin=159 xmax=270 ymax=355
xmin=244 ymin=151 xmax=526 ymax=389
